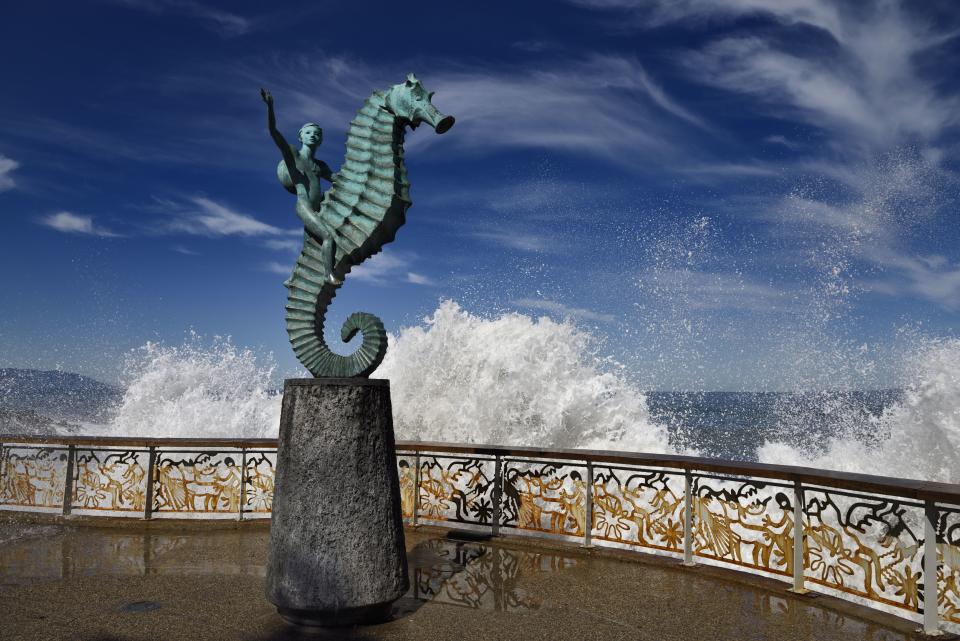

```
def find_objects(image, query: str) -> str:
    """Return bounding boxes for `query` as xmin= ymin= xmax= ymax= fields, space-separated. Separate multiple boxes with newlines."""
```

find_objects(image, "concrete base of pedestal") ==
xmin=265 ymin=378 xmax=408 ymax=626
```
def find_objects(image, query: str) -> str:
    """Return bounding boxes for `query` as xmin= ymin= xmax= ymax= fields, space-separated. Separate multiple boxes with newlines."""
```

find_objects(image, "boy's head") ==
xmin=298 ymin=123 xmax=323 ymax=147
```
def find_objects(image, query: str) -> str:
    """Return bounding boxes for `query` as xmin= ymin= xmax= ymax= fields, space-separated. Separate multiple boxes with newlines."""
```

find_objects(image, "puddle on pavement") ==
xmin=0 ymin=522 xmax=938 ymax=639
xmin=0 ymin=524 xmax=267 ymax=584
xmin=0 ymin=522 xmax=577 ymax=614
xmin=395 ymin=537 xmax=578 ymax=614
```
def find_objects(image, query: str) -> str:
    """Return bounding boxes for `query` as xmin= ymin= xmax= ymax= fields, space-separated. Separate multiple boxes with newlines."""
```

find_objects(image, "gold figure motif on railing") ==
xmin=4 ymin=441 xmax=960 ymax=633
xmin=591 ymin=468 xmax=685 ymax=551
xmin=690 ymin=482 xmax=794 ymax=576
xmin=72 ymin=450 xmax=146 ymax=511
xmin=154 ymin=453 xmax=242 ymax=513
xmin=0 ymin=447 xmax=67 ymax=508
xmin=502 ymin=464 xmax=585 ymax=536
xmin=397 ymin=458 xmax=416 ymax=519
xmin=243 ymin=452 xmax=276 ymax=513
xmin=938 ymin=512 xmax=960 ymax=624
xmin=802 ymin=492 xmax=923 ymax=612
xmin=942 ymin=550 xmax=960 ymax=623
xmin=412 ymin=456 xmax=495 ymax=525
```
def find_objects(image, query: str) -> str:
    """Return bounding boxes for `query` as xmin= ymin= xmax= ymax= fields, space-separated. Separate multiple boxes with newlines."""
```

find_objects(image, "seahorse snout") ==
xmin=422 ymin=104 xmax=455 ymax=134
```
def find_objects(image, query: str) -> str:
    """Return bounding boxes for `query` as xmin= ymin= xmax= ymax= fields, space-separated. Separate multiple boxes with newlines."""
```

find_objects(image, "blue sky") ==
xmin=1 ymin=0 xmax=958 ymax=390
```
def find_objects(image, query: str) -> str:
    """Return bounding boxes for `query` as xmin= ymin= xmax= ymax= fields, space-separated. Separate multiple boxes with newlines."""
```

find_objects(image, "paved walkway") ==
xmin=0 ymin=516 xmax=940 ymax=641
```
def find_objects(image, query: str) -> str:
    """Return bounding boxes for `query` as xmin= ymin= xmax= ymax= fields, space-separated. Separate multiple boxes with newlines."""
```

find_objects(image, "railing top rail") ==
xmin=0 ymin=434 xmax=278 ymax=449
xmin=2 ymin=434 xmax=959 ymax=505
xmin=397 ymin=441 xmax=960 ymax=505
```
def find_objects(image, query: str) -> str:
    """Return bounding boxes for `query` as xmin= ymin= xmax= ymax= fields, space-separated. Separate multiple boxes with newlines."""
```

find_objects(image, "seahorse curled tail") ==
xmin=284 ymin=234 xmax=387 ymax=378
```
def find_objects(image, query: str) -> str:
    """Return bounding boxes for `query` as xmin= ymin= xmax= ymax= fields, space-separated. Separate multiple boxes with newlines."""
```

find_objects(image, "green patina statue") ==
xmin=261 ymin=75 xmax=455 ymax=378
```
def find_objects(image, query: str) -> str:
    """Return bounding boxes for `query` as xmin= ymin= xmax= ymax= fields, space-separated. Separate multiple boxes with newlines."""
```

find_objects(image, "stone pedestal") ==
xmin=266 ymin=378 xmax=409 ymax=627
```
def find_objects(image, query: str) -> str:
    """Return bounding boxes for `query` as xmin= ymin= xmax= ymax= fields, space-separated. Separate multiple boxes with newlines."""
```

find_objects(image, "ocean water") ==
xmin=646 ymin=389 xmax=902 ymax=463
xmin=41 ymin=300 xmax=957 ymax=485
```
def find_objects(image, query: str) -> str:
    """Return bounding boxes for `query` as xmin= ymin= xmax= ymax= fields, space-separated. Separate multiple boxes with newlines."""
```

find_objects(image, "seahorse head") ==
xmin=384 ymin=73 xmax=455 ymax=134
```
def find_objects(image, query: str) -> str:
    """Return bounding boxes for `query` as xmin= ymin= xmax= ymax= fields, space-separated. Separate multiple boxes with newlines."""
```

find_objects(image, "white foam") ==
xmin=759 ymin=337 xmax=960 ymax=483
xmin=95 ymin=303 xmax=669 ymax=452
xmin=89 ymin=303 xmax=958 ymax=484
xmin=102 ymin=334 xmax=282 ymax=439
xmin=377 ymin=300 xmax=670 ymax=452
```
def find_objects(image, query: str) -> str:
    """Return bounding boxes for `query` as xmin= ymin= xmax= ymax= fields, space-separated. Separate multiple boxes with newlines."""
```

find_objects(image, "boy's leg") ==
xmin=295 ymin=199 xmax=341 ymax=285
xmin=295 ymin=200 xmax=331 ymax=239
xmin=322 ymin=235 xmax=341 ymax=285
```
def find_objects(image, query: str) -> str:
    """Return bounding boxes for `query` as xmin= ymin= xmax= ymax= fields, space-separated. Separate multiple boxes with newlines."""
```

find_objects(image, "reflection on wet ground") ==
xmin=0 ymin=521 xmax=572 ymax=614
xmin=399 ymin=535 xmax=576 ymax=614
xmin=0 ymin=521 xmax=264 ymax=583
xmin=0 ymin=518 xmax=938 ymax=641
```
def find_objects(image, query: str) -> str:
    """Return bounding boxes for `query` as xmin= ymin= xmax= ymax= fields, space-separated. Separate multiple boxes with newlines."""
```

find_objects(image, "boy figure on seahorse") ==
xmin=257 ymin=75 xmax=454 ymax=378
xmin=261 ymin=88 xmax=341 ymax=285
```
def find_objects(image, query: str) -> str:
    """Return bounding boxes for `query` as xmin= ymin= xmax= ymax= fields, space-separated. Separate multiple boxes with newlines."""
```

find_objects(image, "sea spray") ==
xmin=95 ymin=306 xmax=670 ymax=452
xmin=378 ymin=301 xmax=671 ymax=452
xmin=759 ymin=337 xmax=960 ymax=483
xmin=107 ymin=334 xmax=281 ymax=438
xmin=81 ymin=304 xmax=958 ymax=484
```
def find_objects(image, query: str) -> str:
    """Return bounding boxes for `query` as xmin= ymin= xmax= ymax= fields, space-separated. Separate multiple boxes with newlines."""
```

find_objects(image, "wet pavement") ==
xmin=0 ymin=516 xmax=942 ymax=641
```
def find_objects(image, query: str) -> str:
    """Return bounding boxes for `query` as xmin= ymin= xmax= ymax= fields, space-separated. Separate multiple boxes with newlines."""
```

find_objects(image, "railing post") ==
xmin=412 ymin=452 xmax=421 ymax=528
xmin=143 ymin=446 xmax=156 ymax=520
xmin=491 ymin=454 xmax=503 ymax=536
xmin=238 ymin=449 xmax=247 ymax=521
xmin=682 ymin=469 xmax=696 ymax=567
xmin=581 ymin=461 xmax=594 ymax=548
xmin=923 ymin=500 xmax=942 ymax=636
xmin=789 ymin=479 xmax=808 ymax=594
xmin=0 ymin=441 xmax=6 ymax=487
xmin=61 ymin=445 xmax=75 ymax=516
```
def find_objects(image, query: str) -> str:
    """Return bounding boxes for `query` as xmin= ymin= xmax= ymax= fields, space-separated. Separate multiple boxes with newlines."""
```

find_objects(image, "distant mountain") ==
xmin=0 ymin=369 xmax=123 ymax=426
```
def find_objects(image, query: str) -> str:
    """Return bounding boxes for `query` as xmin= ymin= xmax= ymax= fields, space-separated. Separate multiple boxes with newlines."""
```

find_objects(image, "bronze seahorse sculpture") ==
xmin=262 ymin=75 xmax=454 ymax=377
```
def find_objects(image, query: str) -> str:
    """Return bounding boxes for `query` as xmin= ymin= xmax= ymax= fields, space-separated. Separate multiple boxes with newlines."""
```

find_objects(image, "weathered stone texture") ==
xmin=265 ymin=378 xmax=408 ymax=623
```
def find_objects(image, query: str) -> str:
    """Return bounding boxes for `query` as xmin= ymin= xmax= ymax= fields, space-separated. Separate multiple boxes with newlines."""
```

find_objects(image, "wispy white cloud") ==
xmin=569 ymin=0 xmax=845 ymax=32
xmin=575 ymin=1 xmax=959 ymax=155
xmin=110 ymin=0 xmax=252 ymax=36
xmin=167 ymin=196 xmax=298 ymax=238
xmin=350 ymin=252 xmax=408 ymax=284
xmin=774 ymin=195 xmax=882 ymax=238
xmin=774 ymin=151 xmax=949 ymax=238
xmin=0 ymin=155 xmax=19 ymax=192
xmin=764 ymin=134 xmax=801 ymax=150
xmin=171 ymin=245 xmax=199 ymax=255
xmin=512 ymin=298 xmax=616 ymax=323
xmin=470 ymin=230 xmax=557 ymax=253
xmin=263 ymin=261 xmax=290 ymax=275
xmin=263 ymin=238 xmax=303 ymax=252
xmin=763 ymin=150 xmax=958 ymax=309
xmin=566 ymin=1 xmax=960 ymax=316
xmin=421 ymin=177 xmax=605 ymax=225
xmin=411 ymin=55 xmax=709 ymax=163
xmin=681 ymin=161 xmax=782 ymax=178
xmin=39 ymin=212 xmax=119 ymax=237
xmin=863 ymin=247 xmax=960 ymax=310
xmin=406 ymin=272 xmax=435 ymax=286
xmin=348 ymin=251 xmax=431 ymax=286
xmin=234 ymin=53 xmax=709 ymax=168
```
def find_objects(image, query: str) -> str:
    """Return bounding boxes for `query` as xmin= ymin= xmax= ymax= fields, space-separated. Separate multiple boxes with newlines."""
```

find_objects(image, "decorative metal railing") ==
xmin=1 ymin=435 xmax=959 ymax=635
